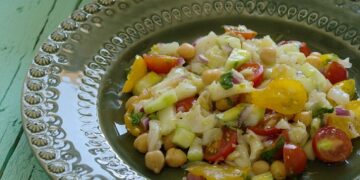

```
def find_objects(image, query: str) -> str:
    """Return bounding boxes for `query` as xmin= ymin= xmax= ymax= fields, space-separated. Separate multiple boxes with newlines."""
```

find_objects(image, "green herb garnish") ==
xmin=260 ymin=136 xmax=285 ymax=162
xmin=219 ymin=72 xmax=233 ymax=90
xmin=313 ymin=107 xmax=334 ymax=118
xmin=130 ymin=111 xmax=144 ymax=125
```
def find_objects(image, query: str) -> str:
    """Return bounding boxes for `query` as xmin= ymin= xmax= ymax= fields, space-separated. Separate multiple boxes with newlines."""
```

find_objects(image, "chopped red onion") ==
xmin=221 ymin=44 xmax=233 ymax=54
xmin=134 ymin=103 xmax=144 ymax=113
xmin=198 ymin=54 xmax=209 ymax=64
xmin=177 ymin=57 xmax=185 ymax=66
xmin=141 ymin=117 xmax=150 ymax=130
xmin=335 ymin=107 xmax=350 ymax=116
xmin=232 ymin=72 xmax=244 ymax=84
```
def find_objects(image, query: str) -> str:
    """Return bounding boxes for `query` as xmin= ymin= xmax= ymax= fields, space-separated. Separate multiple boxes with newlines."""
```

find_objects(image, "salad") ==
xmin=120 ymin=24 xmax=359 ymax=180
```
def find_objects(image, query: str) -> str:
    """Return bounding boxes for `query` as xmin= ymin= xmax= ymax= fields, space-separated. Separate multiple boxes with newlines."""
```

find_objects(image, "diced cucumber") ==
xmin=299 ymin=63 xmax=331 ymax=92
xmin=225 ymin=48 xmax=251 ymax=71
xmin=216 ymin=104 xmax=246 ymax=126
xmin=208 ymin=82 xmax=253 ymax=101
xmin=176 ymin=104 xmax=217 ymax=133
xmin=133 ymin=71 xmax=163 ymax=95
xmin=172 ymin=127 xmax=196 ymax=149
xmin=243 ymin=104 xmax=265 ymax=127
xmin=144 ymin=90 xmax=178 ymax=114
xmin=304 ymin=139 xmax=315 ymax=160
xmin=158 ymin=106 xmax=176 ymax=136
xmin=252 ymin=172 xmax=273 ymax=180
xmin=174 ymin=81 xmax=198 ymax=101
xmin=310 ymin=118 xmax=321 ymax=137
xmin=187 ymin=137 xmax=203 ymax=162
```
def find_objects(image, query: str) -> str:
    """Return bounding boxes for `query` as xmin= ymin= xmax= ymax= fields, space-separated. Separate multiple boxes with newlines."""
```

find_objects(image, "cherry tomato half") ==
xmin=143 ymin=54 xmax=179 ymax=74
xmin=204 ymin=128 xmax=237 ymax=163
xmin=175 ymin=97 xmax=196 ymax=113
xmin=224 ymin=25 xmax=257 ymax=39
xmin=312 ymin=126 xmax=353 ymax=163
xmin=283 ymin=143 xmax=307 ymax=175
xmin=237 ymin=62 xmax=264 ymax=87
xmin=324 ymin=61 xmax=348 ymax=84
xmin=249 ymin=127 xmax=283 ymax=136
xmin=299 ymin=42 xmax=311 ymax=57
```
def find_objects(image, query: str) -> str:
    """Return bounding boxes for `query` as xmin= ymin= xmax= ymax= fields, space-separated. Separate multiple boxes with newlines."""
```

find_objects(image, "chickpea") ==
xmin=293 ymin=111 xmax=312 ymax=127
xmin=177 ymin=43 xmax=196 ymax=60
xmin=145 ymin=150 xmax=165 ymax=174
xmin=165 ymin=148 xmax=187 ymax=167
xmin=133 ymin=133 xmax=148 ymax=153
xmin=252 ymin=160 xmax=270 ymax=175
xmin=201 ymin=69 xmax=222 ymax=85
xmin=162 ymin=134 xmax=176 ymax=151
xmin=260 ymin=47 xmax=277 ymax=66
xmin=270 ymin=161 xmax=286 ymax=180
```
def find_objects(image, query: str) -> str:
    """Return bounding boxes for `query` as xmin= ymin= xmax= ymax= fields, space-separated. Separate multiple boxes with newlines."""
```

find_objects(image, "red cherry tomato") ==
xmin=143 ymin=54 xmax=179 ymax=74
xmin=237 ymin=62 xmax=264 ymax=87
xmin=278 ymin=41 xmax=311 ymax=56
xmin=324 ymin=61 xmax=348 ymax=84
xmin=204 ymin=128 xmax=237 ymax=163
xmin=175 ymin=97 xmax=196 ymax=113
xmin=283 ymin=143 xmax=307 ymax=175
xmin=224 ymin=26 xmax=257 ymax=39
xmin=248 ymin=127 xmax=283 ymax=136
xmin=312 ymin=126 xmax=352 ymax=163
xmin=299 ymin=42 xmax=311 ymax=57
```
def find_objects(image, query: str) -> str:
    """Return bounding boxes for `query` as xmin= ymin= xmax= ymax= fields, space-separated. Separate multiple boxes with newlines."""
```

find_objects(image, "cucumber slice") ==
xmin=158 ymin=106 xmax=176 ymax=136
xmin=299 ymin=63 xmax=331 ymax=92
xmin=216 ymin=103 xmax=246 ymax=126
xmin=133 ymin=71 xmax=163 ymax=95
xmin=208 ymin=82 xmax=253 ymax=101
xmin=172 ymin=127 xmax=196 ymax=149
xmin=187 ymin=137 xmax=203 ymax=162
xmin=174 ymin=81 xmax=198 ymax=101
xmin=225 ymin=48 xmax=251 ymax=71
xmin=310 ymin=117 xmax=321 ymax=137
xmin=144 ymin=90 xmax=178 ymax=114
xmin=243 ymin=104 xmax=265 ymax=127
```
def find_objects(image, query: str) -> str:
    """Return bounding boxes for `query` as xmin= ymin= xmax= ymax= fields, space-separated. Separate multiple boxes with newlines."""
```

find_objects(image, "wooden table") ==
xmin=0 ymin=1 xmax=90 ymax=179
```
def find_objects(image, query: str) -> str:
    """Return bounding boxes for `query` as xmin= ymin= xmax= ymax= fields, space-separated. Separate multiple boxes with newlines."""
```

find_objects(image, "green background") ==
xmin=0 ymin=1 xmax=90 ymax=179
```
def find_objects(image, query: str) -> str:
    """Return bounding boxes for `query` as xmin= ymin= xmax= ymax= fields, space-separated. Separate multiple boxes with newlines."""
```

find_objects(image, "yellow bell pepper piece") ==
xmin=122 ymin=55 xmax=148 ymax=93
xmin=326 ymin=114 xmax=359 ymax=139
xmin=187 ymin=164 xmax=248 ymax=180
xmin=334 ymin=79 xmax=356 ymax=99
xmin=319 ymin=53 xmax=338 ymax=65
xmin=251 ymin=79 xmax=307 ymax=115
xmin=345 ymin=100 xmax=360 ymax=135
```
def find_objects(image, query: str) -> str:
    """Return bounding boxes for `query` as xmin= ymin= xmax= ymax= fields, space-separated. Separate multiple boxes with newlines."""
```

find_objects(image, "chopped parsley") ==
xmin=313 ymin=107 xmax=334 ymax=118
xmin=148 ymin=113 xmax=158 ymax=120
xmin=260 ymin=136 xmax=285 ymax=163
xmin=130 ymin=112 xmax=144 ymax=125
xmin=219 ymin=72 xmax=233 ymax=90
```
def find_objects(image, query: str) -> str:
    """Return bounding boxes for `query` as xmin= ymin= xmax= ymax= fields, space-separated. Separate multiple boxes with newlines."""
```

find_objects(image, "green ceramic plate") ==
xmin=22 ymin=0 xmax=360 ymax=179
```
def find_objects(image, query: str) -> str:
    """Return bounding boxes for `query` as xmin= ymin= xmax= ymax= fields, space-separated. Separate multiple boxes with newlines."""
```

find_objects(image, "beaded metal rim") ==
xmin=22 ymin=0 xmax=360 ymax=179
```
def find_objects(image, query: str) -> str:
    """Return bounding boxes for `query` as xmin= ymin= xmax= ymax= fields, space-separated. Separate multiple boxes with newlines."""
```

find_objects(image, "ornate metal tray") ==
xmin=21 ymin=0 xmax=360 ymax=179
